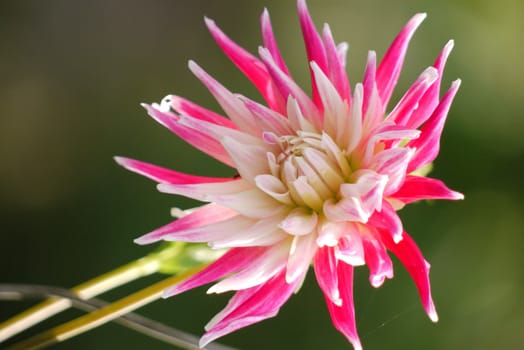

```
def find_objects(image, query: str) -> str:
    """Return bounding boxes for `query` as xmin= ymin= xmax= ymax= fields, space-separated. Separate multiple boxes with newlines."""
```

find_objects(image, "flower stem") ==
xmin=6 ymin=263 xmax=208 ymax=350
xmin=0 ymin=244 xmax=183 ymax=342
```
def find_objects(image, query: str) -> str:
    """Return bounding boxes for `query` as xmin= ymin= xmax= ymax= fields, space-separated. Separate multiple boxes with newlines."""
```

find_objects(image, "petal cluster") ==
xmin=116 ymin=1 xmax=463 ymax=349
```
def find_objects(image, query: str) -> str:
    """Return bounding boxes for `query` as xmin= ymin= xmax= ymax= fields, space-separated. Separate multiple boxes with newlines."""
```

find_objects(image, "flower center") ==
xmin=260 ymin=131 xmax=354 ymax=213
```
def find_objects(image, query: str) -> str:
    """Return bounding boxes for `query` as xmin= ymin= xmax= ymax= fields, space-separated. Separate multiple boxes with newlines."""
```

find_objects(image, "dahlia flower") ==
xmin=116 ymin=1 xmax=462 ymax=348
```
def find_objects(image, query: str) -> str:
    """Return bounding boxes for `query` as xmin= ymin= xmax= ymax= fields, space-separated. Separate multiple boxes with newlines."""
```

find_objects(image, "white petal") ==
xmin=279 ymin=207 xmax=318 ymax=236
xmin=207 ymin=243 xmax=288 ymax=293
xmin=222 ymin=136 xmax=270 ymax=184
xmin=286 ymin=233 xmax=317 ymax=283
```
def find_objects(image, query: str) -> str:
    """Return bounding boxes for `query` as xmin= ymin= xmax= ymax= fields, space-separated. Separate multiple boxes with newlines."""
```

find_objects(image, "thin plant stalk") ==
xmin=6 ymin=263 xmax=209 ymax=350
xmin=0 ymin=244 xmax=183 ymax=342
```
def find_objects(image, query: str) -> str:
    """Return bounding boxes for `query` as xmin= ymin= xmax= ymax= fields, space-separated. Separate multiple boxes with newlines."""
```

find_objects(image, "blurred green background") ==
xmin=1 ymin=0 xmax=523 ymax=349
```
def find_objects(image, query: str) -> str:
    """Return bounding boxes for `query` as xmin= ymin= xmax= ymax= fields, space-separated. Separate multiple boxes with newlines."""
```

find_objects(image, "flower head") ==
xmin=116 ymin=1 xmax=463 ymax=348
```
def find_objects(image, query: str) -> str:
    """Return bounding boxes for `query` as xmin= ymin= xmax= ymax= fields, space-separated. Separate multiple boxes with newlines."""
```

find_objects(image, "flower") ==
xmin=115 ymin=0 xmax=463 ymax=349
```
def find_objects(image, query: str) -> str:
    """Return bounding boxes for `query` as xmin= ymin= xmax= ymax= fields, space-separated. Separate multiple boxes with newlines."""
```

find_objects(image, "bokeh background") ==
xmin=1 ymin=0 xmax=523 ymax=349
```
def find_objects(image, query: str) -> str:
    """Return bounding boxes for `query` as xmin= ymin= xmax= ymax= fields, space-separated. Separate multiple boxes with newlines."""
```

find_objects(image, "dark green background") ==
xmin=1 ymin=0 xmax=523 ymax=349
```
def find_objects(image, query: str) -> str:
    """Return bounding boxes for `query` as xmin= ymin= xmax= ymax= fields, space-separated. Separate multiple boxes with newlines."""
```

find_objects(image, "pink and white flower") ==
xmin=116 ymin=1 xmax=463 ymax=349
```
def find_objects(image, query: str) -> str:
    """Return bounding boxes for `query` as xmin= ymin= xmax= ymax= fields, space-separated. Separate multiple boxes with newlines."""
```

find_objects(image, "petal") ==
xmin=164 ymin=246 xmax=268 ymax=297
xmin=310 ymin=61 xmax=346 ymax=139
xmin=188 ymin=61 xmax=261 ymax=135
xmin=367 ymin=200 xmax=403 ymax=243
xmin=168 ymin=94 xmax=236 ymax=129
xmin=114 ymin=157 xmax=231 ymax=185
xmin=142 ymin=103 xmax=235 ymax=167
xmin=361 ymin=227 xmax=394 ymax=288
xmin=325 ymin=170 xmax=388 ymax=222
xmin=379 ymin=230 xmax=439 ymax=322
xmin=324 ymin=262 xmax=362 ymax=350
xmin=241 ymin=97 xmax=294 ymax=136
xmin=376 ymin=13 xmax=427 ymax=109
xmin=407 ymin=40 xmax=455 ymax=129
xmin=157 ymin=178 xmax=252 ymax=202
xmin=386 ymin=67 xmax=438 ymax=126
xmin=205 ymin=17 xmax=285 ymax=112
xmin=279 ymin=207 xmax=318 ymax=236
xmin=297 ymin=0 xmax=328 ymax=109
xmin=207 ymin=242 xmax=289 ymax=293
xmin=335 ymin=224 xmax=365 ymax=266
xmin=134 ymin=203 xmax=238 ymax=245
xmin=345 ymin=83 xmax=363 ymax=155
xmin=390 ymin=175 xmax=464 ymax=204
xmin=322 ymin=23 xmax=351 ymax=103
xmin=317 ymin=217 xmax=346 ymax=247
xmin=255 ymin=174 xmax=293 ymax=205
xmin=177 ymin=113 xmax=265 ymax=150
xmin=286 ymin=232 xmax=317 ymax=282
xmin=371 ymin=147 xmax=415 ymax=196
xmin=222 ymin=136 xmax=271 ymax=184
xmin=159 ymin=182 xmax=286 ymax=219
xmin=314 ymin=246 xmax=341 ymax=306
xmin=259 ymin=47 xmax=321 ymax=129
xmin=200 ymin=269 xmax=302 ymax=348
xmin=260 ymin=8 xmax=291 ymax=76
xmin=211 ymin=214 xmax=287 ymax=249
xmin=407 ymin=79 xmax=461 ymax=172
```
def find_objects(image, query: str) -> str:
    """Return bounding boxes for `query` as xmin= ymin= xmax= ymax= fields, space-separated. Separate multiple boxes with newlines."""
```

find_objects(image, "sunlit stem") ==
xmin=0 ymin=243 xmax=184 ymax=342
xmin=6 ymin=263 xmax=208 ymax=350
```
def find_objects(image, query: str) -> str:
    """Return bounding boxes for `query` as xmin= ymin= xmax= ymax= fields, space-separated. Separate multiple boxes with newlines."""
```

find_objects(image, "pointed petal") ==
xmin=114 ymin=157 xmax=231 ymax=185
xmin=157 ymin=178 xmax=251 ymax=202
xmin=241 ymin=97 xmax=294 ymax=135
xmin=177 ymin=113 xmax=264 ymax=149
xmin=142 ymin=103 xmax=235 ymax=167
xmin=147 ymin=215 xmax=255 ymax=244
xmin=200 ymin=269 xmax=302 ymax=348
xmin=407 ymin=40 xmax=455 ymax=129
xmin=188 ymin=61 xmax=260 ymax=135
xmin=314 ymin=246 xmax=341 ymax=306
xmin=362 ymin=50 xmax=377 ymax=117
xmin=205 ymin=17 xmax=285 ymax=112
xmin=311 ymin=61 xmax=346 ymax=138
xmin=376 ymin=13 xmax=427 ymax=109
xmin=379 ymin=230 xmax=439 ymax=322
xmin=159 ymin=182 xmax=286 ymax=219
xmin=407 ymin=80 xmax=461 ymax=172
xmin=345 ymin=83 xmax=363 ymax=154
xmin=387 ymin=67 xmax=438 ymax=126
xmin=211 ymin=214 xmax=287 ymax=248
xmin=134 ymin=204 xmax=238 ymax=245
xmin=324 ymin=262 xmax=362 ymax=350
xmin=208 ymin=242 xmax=288 ymax=293
xmin=297 ymin=0 xmax=328 ymax=108
xmin=259 ymin=47 xmax=321 ymax=129
xmin=260 ymin=8 xmax=291 ymax=76
xmin=322 ymin=23 xmax=351 ymax=103
xmin=390 ymin=175 xmax=464 ymax=204
xmin=168 ymin=95 xmax=236 ymax=128
xmin=164 ymin=247 xmax=267 ymax=297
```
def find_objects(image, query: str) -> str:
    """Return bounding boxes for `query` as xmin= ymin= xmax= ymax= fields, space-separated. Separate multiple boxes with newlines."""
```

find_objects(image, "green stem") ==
xmin=6 ymin=263 xmax=208 ymax=350
xmin=0 ymin=244 xmax=183 ymax=342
